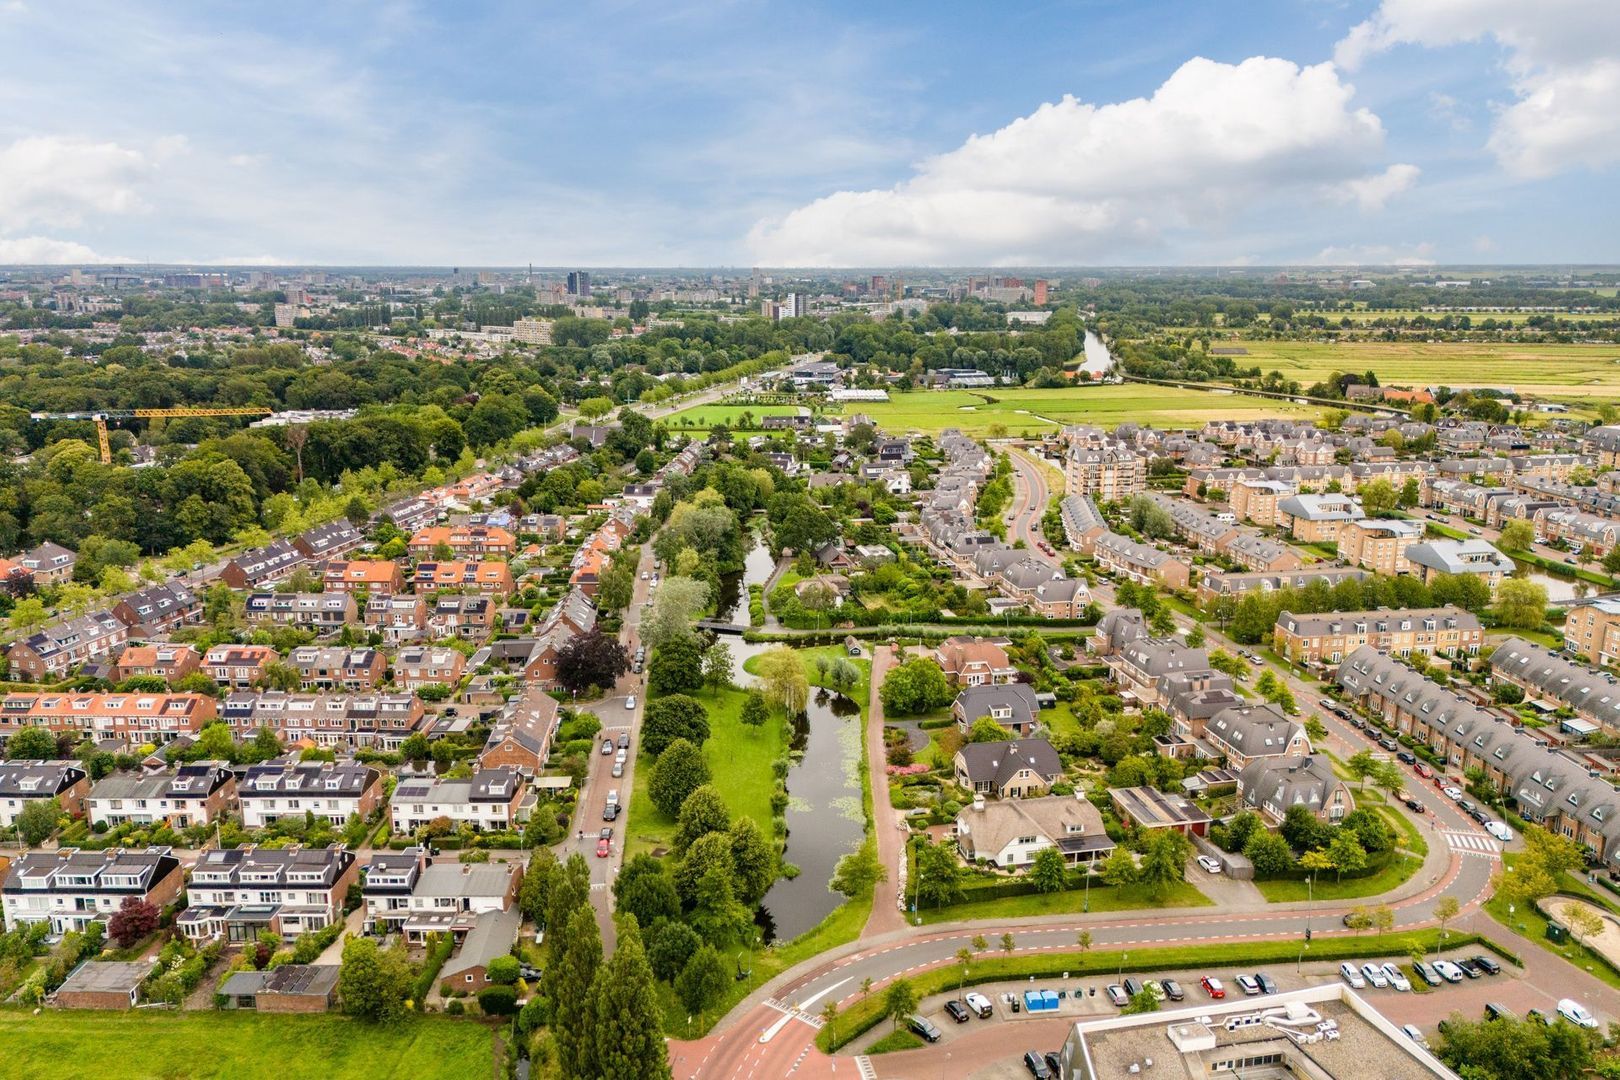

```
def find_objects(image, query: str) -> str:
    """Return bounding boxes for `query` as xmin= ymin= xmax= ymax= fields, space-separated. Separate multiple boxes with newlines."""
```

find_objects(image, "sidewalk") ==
xmin=864 ymin=644 xmax=908 ymax=939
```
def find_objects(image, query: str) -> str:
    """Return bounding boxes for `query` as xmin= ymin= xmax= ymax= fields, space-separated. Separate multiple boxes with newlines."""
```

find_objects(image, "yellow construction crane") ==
xmin=29 ymin=407 xmax=274 ymax=463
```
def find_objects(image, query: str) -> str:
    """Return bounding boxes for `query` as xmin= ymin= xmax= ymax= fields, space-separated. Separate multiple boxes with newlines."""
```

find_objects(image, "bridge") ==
xmin=695 ymin=619 xmax=750 ymax=634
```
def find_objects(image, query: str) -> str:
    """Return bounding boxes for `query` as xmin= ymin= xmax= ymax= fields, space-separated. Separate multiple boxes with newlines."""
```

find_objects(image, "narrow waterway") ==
xmin=1080 ymin=329 xmax=1114 ymax=378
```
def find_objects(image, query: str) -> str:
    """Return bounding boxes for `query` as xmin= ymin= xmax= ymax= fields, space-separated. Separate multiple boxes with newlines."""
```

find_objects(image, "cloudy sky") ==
xmin=2 ymin=0 xmax=1617 ymax=266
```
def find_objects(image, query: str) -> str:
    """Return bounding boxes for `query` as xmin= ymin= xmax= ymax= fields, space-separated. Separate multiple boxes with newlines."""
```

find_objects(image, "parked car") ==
xmin=1404 ymin=796 xmax=1427 ymax=813
xmin=616 ymin=732 xmax=630 ymax=749
xmin=1485 ymin=821 xmax=1513 ymax=842
xmin=1043 ymin=1052 xmax=1063 ymax=1078
xmin=1414 ymin=961 xmax=1441 ymax=987
xmin=1443 ymin=786 xmax=1465 ymax=801
xmin=1473 ymin=955 xmax=1501 ymax=975
xmin=625 ymin=694 xmax=637 ymax=710
xmin=602 ymin=802 xmax=620 ymax=821
xmin=1484 ymin=1002 xmax=1512 ymax=1022
xmin=908 ymin=1015 xmax=942 ymax=1042
xmin=1469 ymin=807 xmax=1492 ymax=826
xmin=1022 ymin=1051 xmax=1052 ymax=1080
xmin=1527 ymin=1008 xmax=1550 ymax=1025
xmin=1361 ymin=963 xmax=1390 ymax=988
xmin=1160 ymin=979 xmax=1185 ymax=1002
xmin=1401 ymin=1023 xmax=1428 ymax=1048
xmin=1433 ymin=960 xmax=1465 ymax=983
xmin=601 ymin=738 xmax=615 ymax=756
xmin=1106 ymin=984 xmax=1130 ymax=1007
xmin=1200 ymin=976 xmax=1225 ymax=999
xmin=943 ymin=1000 xmax=970 ymax=1024
xmin=1339 ymin=962 xmax=1366 ymax=988
xmin=1397 ymin=750 xmax=1417 ymax=765
xmin=1380 ymin=963 xmax=1411 ymax=992
xmin=1456 ymin=959 xmax=1483 ymax=979
xmin=964 ymin=992 xmax=993 ymax=1018
xmin=1414 ymin=762 xmax=1433 ymax=778
xmin=595 ymin=836 xmax=611 ymax=858
xmin=1235 ymin=975 xmax=1261 ymax=996
xmin=1122 ymin=977 xmax=1144 ymax=999
xmin=1558 ymin=999 xmax=1600 ymax=1028
xmin=1458 ymin=798 xmax=1477 ymax=814
xmin=1255 ymin=973 xmax=1277 ymax=995
xmin=599 ymin=826 xmax=613 ymax=842
xmin=606 ymin=789 xmax=620 ymax=806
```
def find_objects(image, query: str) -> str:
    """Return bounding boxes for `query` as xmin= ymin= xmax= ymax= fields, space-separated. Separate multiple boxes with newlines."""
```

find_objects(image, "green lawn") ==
xmin=866 ymin=1029 xmax=925 ymax=1054
xmin=0 ymin=1010 xmax=493 ymax=1080
xmin=1253 ymin=853 xmax=1423 ymax=903
xmin=660 ymin=403 xmax=805 ymax=430
xmin=850 ymin=385 xmax=1322 ymax=435
xmin=1215 ymin=338 xmax=1620 ymax=396
xmin=1483 ymin=856 xmax=1620 ymax=993
xmin=918 ymin=879 xmax=1211 ymax=923
xmin=625 ymin=683 xmax=786 ymax=858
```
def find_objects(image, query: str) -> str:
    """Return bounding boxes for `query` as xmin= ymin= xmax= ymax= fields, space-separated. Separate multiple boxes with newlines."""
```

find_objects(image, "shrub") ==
xmin=486 ymin=955 xmax=520 ymax=985
xmin=477 ymin=984 xmax=519 ymax=1015
xmin=445 ymin=999 xmax=465 ymax=1015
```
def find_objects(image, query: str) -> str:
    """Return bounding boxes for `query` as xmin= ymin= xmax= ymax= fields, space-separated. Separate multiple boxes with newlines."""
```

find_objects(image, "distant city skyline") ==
xmin=1 ymin=1 xmax=1616 ymax=267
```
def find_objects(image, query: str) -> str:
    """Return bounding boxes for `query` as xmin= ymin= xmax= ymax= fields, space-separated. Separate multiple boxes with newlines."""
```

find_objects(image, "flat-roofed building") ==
xmin=1564 ymin=596 xmax=1620 ymax=666
xmin=1340 ymin=518 xmax=1425 ymax=576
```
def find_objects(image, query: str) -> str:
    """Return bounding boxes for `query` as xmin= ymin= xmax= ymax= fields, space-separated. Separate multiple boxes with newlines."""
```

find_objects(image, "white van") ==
xmin=1484 ymin=820 xmax=1513 ymax=843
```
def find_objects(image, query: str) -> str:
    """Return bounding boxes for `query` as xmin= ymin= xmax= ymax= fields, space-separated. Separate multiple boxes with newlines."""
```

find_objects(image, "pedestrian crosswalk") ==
xmin=855 ymin=1056 xmax=877 ymax=1080
xmin=1441 ymin=829 xmax=1501 ymax=856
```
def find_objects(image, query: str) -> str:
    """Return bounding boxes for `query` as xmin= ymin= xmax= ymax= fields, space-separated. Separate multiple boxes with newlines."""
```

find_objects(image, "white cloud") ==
xmin=0 ymin=135 xmax=152 ymax=230
xmin=1309 ymin=241 xmax=1436 ymax=266
xmin=1336 ymin=1 xmax=1620 ymax=177
xmin=1332 ymin=162 xmax=1421 ymax=211
xmin=748 ymin=56 xmax=1407 ymax=265
xmin=0 ymin=235 xmax=128 ymax=263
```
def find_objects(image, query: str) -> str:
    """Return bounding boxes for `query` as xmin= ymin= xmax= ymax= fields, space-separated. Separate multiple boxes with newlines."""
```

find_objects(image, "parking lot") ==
xmin=864 ymin=947 xmax=1609 ymax=1079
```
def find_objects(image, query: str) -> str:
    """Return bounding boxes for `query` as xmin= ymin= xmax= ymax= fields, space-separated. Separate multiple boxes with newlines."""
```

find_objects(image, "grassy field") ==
xmin=1330 ymin=309 xmax=1618 ymax=325
xmin=851 ymin=386 xmax=1321 ymax=435
xmin=1253 ymin=853 xmax=1423 ymax=903
xmin=918 ymin=879 xmax=1211 ymax=923
xmin=659 ymin=403 xmax=805 ymax=430
xmin=625 ymin=683 xmax=787 ymax=858
xmin=1217 ymin=339 xmax=1620 ymax=396
xmin=0 ymin=1011 xmax=494 ymax=1080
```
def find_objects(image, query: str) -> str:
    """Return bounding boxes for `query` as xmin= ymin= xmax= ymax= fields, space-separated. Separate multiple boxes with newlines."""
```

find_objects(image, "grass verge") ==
xmin=1253 ymin=853 xmax=1423 ymax=903
xmin=865 ymin=1029 xmax=926 ymax=1054
xmin=917 ymin=880 xmax=1211 ymax=924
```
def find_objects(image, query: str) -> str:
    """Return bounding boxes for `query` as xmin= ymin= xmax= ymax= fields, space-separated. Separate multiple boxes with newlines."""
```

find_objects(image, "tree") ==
xmin=702 ymin=640 xmax=734 ymax=693
xmin=641 ymin=576 xmax=710 ymax=650
xmin=647 ymin=919 xmax=701 ymax=983
xmin=1432 ymin=895 xmax=1460 ymax=943
xmin=109 ymin=896 xmax=160 ymax=948
xmin=1322 ymin=832 xmax=1368 ymax=881
xmin=739 ymin=688 xmax=770 ymax=732
xmin=728 ymin=816 xmax=778 ymax=906
xmin=1030 ymin=847 xmax=1068 ymax=894
xmin=1076 ymin=929 xmax=1093 ymax=957
xmin=689 ymin=862 xmax=753 ymax=945
xmin=1346 ymin=749 xmax=1380 ymax=791
xmin=1359 ymin=478 xmax=1397 ymax=516
xmin=1140 ymin=830 xmax=1191 ymax=900
xmin=338 ymin=937 xmax=413 ymax=1024
xmin=1370 ymin=905 xmax=1395 ymax=934
xmin=1124 ymin=988 xmax=1161 ymax=1014
xmin=671 ymin=784 xmax=730 ymax=855
xmin=1344 ymin=907 xmax=1374 ymax=934
xmin=520 ymin=848 xmax=559 ymax=925
xmin=911 ymin=838 xmax=963 ymax=908
xmin=550 ymin=904 xmax=603 ymax=1079
xmin=1494 ymin=577 xmax=1548 ymax=631
xmin=756 ymin=647 xmax=810 ymax=715
xmin=1304 ymin=716 xmax=1327 ymax=744
xmin=648 ymin=635 xmax=705 ymax=696
xmin=641 ymin=694 xmax=710 ymax=756
xmin=8 ymin=596 xmax=48 ymax=634
xmin=879 ymin=657 xmax=951 ymax=716
xmin=882 ymin=978 xmax=918 ymax=1032
xmin=16 ymin=797 xmax=61 ymax=846
xmin=485 ymin=955 xmax=520 ymax=985
xmin=1243 ymin=831 xmax=1297 ymax=877
xmin=614 ymin=854 xmax=681 ymax=930
xmin=1499 ymin=519 xmax=1535 ymax=553
xmin=8 ymin=726 xmax=58 ymax=760
xmin=1437 ymin=1014 xmax=1596 ymax=1080
xmin=556 ymin=630 xmax=629 ymax=694
xmin=1001 ymin=932 xmax=1016 ymax=957
xmin=675 ymin=942 xmax=730 ymax=1016
xmin=1100 ymin=848 xmax=1139 ymax=887
xmin=590 ymin=919 xmax=672 ymax=1080
xmin=649 ymin=738 xmax=712 ymax=818
xmin=544 ymin=856 xmax=592 ymax=961
xmin=830 ymin=839 xmax=886 ymax=899
xmin=1497 ymin=824 xmax=1583 ymax=907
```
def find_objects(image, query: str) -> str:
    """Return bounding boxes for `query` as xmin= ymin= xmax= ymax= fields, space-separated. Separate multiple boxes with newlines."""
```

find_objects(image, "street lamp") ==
xmin=1118 ymin=952 xmax=1128 ymax=980
xmin=1083 ymin=858 xmax=1092 ymax=913
xmin=1305 ymin=875 xmax=1314 ymax=936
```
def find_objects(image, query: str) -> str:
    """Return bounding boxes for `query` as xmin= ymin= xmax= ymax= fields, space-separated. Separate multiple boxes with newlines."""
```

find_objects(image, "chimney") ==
xmin=972 ymin=793 xmax=986 ymax=813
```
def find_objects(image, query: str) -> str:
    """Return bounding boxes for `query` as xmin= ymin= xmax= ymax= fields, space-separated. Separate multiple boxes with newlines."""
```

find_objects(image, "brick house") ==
xmin=111 ymin=643 xmax=202 ymax=685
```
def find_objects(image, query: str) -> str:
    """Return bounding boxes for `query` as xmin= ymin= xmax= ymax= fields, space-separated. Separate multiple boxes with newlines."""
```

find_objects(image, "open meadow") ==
xmin=1218 ymin=339 xmax=1620 ymax=397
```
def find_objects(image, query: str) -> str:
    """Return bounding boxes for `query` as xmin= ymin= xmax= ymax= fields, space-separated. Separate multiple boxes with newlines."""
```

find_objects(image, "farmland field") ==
xmin=0 ymin=1010 xmax=494 ymax=1080
xmin=1217 ymin=339 xmax=1620 ymax=397
xmin=849 ymin=385 xmax=1321 ymax=434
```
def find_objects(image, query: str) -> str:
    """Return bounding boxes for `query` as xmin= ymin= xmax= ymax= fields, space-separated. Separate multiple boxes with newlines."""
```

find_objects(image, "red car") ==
xmin=1413 ymin=762 xmax=1432 ymax=779
xmin=596 ymin=836 xmax=611 ymax=858
xmin=1200 ymin=976 xmax=1226 ymax=999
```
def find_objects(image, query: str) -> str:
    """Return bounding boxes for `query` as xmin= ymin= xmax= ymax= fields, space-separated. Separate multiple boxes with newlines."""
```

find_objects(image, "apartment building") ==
xmin=1064 ymin=445 xmax=1146 ymax=502
xmin=1275 ymin=493 xmax=1363 ymax=543
xmin=87 ymin=763 xmax=236 ymax=828
xmin=236 ymin=761 xmax=384 ymax=829
xmin=1195 ymin=566 xmax=1368 ymax=607
xmin=1339 ymin=518 xmax=1425 ymax=576
xmin=1403 ymin=540 xmax=1515 ymax=594
xmin=1273 ymin=606 xmax=1483 ymax=666
xmin=7 ymin=610 xmax=130 ymax=680
xmin=0 ymin=760 xmax=90 ymax=825
xmin=0 ymin=692 xmax=216 ymax=745
xmin=1564 ymin=597 xmax=1620 ymax=666
xmin=111 ymin=643 xmax=201 ymax=685
xmin=244 ymin=592 xmax=357 ymax=635
xmin=322 ymin=560 xmax=406 ymax=595
xmin=287 ymin=646 xmax=385 ymax=691
xmin=179 ymin=845 xmax=358 ymax=943
xmin=1230 ymin=479 xmax=1293 ymax=528
xmin=391 ymin=768 xmax=527 ymax=834
xmin=203 ymin=644 xmax=279 ymax=690
xmin=1 ymin=847 xmax=184 ymax=934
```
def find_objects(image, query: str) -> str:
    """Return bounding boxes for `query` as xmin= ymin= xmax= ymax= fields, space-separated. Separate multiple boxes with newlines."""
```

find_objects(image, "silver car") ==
xmin=1339 ymin=962 xmax=1366 ymax=989
xmin=1361 ymin=963 xmax=1390 ymax=988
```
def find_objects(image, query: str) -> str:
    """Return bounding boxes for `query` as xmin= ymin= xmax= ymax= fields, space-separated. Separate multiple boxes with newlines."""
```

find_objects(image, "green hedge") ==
xmin=413 ymin=932 xmax=456 ymax=1010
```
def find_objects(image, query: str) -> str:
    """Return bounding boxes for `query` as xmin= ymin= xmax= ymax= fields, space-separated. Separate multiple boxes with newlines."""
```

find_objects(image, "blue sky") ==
xmin=0 ymin=0 xmax=1615 ymax=266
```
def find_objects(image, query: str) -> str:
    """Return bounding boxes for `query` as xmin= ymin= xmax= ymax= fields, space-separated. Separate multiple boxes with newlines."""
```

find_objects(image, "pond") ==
xmin=1080 ymin=330 xmax=1115 ymax=378
xmin=713 ymin=531 xmax=777 ymax=625
xmin=1511 ymin=559 xmax=1582 ymax=602
xmin=756 ymin=686 xmax=865 ymax=942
